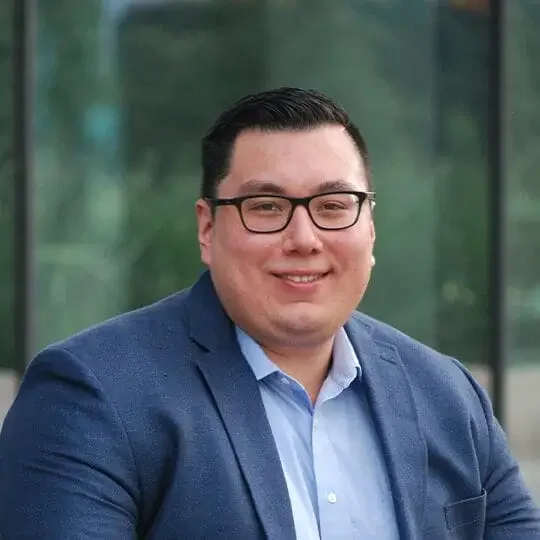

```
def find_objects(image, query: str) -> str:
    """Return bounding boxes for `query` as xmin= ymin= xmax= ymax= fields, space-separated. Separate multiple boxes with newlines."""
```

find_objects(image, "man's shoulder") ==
xmin=350 ymin=309 xmax=455 ymax=365
xmin=349 ymin=311 xmax=486 ymax=406
xmin=32 ymin=286 xmax=196 ymax=388
xmin=56 ymin=287 xmax=192 ymax=352
xmin=349 ymin=311 xmax=494 ymax=466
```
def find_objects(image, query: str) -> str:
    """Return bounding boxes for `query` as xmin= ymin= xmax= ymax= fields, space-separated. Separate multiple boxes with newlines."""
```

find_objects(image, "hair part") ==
xmin=200 ymin=87 xmax=371 ymax=199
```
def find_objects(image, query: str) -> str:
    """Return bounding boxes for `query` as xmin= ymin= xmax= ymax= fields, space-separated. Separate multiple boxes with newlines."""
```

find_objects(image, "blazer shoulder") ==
xmin=351 ymin=311 xmax=496 ymax=475
xmin=34 ymin=287 xmax=194 ymax=381
xmin=350 ymin=311 xmax=488 ymax=408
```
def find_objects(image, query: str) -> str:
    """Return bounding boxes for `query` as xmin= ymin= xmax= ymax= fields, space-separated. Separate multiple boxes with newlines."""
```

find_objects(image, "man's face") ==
xmin=196 ymin=125 xmax=375 ymax=349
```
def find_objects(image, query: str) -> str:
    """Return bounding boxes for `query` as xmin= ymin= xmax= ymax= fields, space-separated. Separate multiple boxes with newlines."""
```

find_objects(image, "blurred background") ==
xmin=1 ymin=0 xmax=539 ymax=499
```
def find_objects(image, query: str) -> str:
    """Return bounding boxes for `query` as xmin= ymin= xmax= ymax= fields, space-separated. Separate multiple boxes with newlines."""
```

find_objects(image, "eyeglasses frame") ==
xmin=205 ymin=190 xmax=376 ymax=234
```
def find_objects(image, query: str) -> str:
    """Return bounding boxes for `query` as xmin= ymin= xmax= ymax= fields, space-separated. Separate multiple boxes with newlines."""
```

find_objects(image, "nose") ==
xmin=282 ymin=206 xmax=323 ymax=255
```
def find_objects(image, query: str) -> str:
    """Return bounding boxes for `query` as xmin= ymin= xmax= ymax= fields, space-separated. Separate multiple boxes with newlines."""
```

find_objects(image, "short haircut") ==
xmin=200 ymin=87 xmax=371 ymax=198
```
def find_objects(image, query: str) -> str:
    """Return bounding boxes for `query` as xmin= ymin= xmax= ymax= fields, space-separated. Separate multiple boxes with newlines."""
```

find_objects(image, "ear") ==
xmin=368 ymin=210 xmax=376 ymax=256
xmin=196 ymin=198 xmax=213 ymax=266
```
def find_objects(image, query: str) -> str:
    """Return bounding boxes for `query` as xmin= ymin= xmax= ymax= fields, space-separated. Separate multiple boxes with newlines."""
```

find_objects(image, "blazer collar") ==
xmin=187 ymin=271 xmax=296 ymax=539
xmin=185 ymin=270 xmax=237 ymax=353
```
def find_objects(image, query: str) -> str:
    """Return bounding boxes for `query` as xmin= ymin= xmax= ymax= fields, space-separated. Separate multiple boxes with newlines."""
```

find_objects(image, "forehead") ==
xmin=220 ymin=125 xmax=368 ymax=195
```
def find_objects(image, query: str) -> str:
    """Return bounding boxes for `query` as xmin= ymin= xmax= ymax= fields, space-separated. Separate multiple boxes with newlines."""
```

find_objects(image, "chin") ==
xmin=274 ymin=306 xmax=335 ymax=340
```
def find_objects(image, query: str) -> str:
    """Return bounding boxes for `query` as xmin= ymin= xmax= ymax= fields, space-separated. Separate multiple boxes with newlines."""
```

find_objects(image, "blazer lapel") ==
xmin=346 ymin=318 xmax=427 ymax=540
xmin=187 ymin=272 xmax=296 ymax=540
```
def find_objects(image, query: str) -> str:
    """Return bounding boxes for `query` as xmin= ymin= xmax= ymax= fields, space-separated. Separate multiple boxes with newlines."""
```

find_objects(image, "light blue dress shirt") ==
xmin=236 ymin=326 xmax=400 ymax=540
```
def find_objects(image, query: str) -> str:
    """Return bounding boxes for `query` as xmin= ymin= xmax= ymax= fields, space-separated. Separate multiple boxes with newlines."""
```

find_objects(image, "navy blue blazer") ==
xmin=1 ymin=271 xmax=539 ymax=539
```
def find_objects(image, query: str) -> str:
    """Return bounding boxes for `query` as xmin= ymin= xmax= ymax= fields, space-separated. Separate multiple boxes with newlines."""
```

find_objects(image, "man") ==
xmin=0 ymin=87 xmax=539 ymax=539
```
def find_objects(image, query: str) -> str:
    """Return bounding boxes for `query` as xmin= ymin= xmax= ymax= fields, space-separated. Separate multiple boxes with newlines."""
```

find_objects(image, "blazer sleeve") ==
xmin=459 ymin=363 xmax=540 ymax=538
xmin=0 ymin=347 xmax=140 ymax=539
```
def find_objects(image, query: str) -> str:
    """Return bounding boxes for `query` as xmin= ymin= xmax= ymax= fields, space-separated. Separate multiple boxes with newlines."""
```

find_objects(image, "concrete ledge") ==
xmin=469 ymin=365 xmax=540 ymax=460
xmin=0 ymin=371 xmax=17 ymax=428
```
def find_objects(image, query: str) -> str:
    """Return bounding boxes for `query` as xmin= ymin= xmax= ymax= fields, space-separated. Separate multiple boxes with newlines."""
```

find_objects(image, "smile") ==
xmin=273 ymin=273 xmax=329 ymax=284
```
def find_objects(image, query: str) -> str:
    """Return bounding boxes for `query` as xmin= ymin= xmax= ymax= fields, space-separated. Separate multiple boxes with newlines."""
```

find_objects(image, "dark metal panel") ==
xmin=488 ymin=0 xmax=507 ymax=426
xmin=12 ymin=0 xmax=37 ymax=378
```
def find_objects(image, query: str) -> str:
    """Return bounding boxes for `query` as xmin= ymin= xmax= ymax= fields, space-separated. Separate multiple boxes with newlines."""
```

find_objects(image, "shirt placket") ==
xmin=312 ymin=386 xmax=354 ymax=539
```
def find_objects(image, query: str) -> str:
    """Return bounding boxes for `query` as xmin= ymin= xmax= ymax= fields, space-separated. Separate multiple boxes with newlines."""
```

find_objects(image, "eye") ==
xmin=252 ymin=202 xmax=281 ymax=212
xmin=314 ymin=195 xmax=356 ymax=213
xmin=243 ymin=198 xmax=286 ymax=213
xmin=320 ymin=201 xmax=348 ymax=211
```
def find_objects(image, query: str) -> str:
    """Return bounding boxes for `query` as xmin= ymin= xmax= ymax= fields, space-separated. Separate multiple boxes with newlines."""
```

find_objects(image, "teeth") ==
xmin=282 ymin=274 xmax=322 ymax=283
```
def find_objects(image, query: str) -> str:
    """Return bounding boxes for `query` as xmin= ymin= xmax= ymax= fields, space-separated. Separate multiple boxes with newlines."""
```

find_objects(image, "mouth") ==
xmin=271 ymin=272 xmax=330 ymax=284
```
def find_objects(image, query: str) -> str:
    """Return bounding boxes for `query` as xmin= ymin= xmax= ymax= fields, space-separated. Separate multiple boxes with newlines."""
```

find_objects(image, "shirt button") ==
xmin=281 ymin=376 xmax=290 ymax=385
xmin=327 ymin=492 xmax=337 ymax=504
xmin=313 ymin=419 xmax=319 ymax=429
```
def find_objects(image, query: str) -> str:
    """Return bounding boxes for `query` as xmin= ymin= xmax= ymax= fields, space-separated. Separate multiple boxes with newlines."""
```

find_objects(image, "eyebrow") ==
xmin=236 ymin=178 xmax=360 ymax=196
xmin=314 ymin=179 xmax=359 ymax=194
xmin=236 ymin=180 xmax=286 ymax=195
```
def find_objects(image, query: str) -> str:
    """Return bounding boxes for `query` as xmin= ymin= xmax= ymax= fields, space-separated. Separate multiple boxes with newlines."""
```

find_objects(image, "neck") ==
xmin=262 ymin=338 xmax=335 ymax=404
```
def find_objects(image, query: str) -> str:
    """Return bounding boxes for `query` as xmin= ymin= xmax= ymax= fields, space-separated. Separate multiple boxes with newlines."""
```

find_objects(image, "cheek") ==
xmin=213 ymin=226 xmax=276 ymax=273
xmin=329 ymin=234 xmax=373 ymax=269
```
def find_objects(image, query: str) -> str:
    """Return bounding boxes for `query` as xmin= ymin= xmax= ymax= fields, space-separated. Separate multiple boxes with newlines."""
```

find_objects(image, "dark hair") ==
xmin=200 ymin=87 xmax=370 ymax=198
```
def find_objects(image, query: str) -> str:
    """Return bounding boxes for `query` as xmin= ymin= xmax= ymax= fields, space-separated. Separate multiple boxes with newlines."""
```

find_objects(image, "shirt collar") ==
xmin=330 ymin=325 xmax=362 ymax=387
xmin=235 ymin=326 xmax=362 ymax=385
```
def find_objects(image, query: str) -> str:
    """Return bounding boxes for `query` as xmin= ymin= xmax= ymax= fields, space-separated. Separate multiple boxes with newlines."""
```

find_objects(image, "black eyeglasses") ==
xmin=205 ymin=191 xmax=375 ymax=233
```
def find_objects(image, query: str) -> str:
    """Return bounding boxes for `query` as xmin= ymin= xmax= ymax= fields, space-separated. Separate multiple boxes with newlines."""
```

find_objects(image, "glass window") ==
xmin=0 ymin=0 xmax=17 ymax=418
xmin=432 ymin=4 xmax=491 ymax=366
xmin=35 ymin=0 xmax=491 ymax=372
xmin=35 ymin=1 xmax=132 ymax=348
xmin=505 ymin=0 xmax=540 ymax=502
